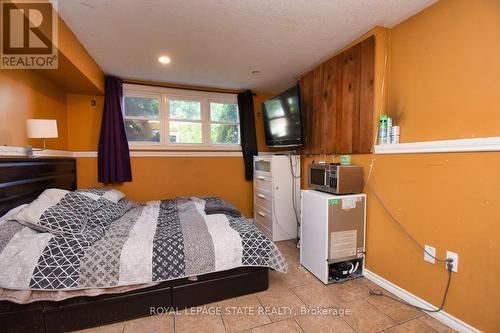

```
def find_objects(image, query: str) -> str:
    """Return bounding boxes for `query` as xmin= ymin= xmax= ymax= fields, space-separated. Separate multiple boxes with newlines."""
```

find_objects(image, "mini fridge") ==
xmin=300 ymin=190 xmax=366 ymax=284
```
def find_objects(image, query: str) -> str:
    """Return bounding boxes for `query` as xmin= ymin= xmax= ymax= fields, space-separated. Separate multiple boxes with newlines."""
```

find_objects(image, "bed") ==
xmin=0 ymin=157 xmax=286 ymax=333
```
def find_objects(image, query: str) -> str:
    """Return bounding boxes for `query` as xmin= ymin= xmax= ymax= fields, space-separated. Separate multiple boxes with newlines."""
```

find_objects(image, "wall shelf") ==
xmin=374 ymin=136 xmax=500 ymax=154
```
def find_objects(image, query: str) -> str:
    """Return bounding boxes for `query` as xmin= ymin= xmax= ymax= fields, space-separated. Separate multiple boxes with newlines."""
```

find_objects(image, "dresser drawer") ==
xmin=254 ymin=175 xmax=273 ymax=195
xmin=254 ymin=219 xmax=272 ymax=239
xmin=254 ymin=205 xmax=272 ymax=230
xmin=254 ymin=191 xmax=272 ymax=212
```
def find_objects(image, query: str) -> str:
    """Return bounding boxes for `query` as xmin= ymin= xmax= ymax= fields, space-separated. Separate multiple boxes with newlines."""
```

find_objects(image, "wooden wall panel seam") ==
xmin=299 ymin=36 xmax=375 ymax=155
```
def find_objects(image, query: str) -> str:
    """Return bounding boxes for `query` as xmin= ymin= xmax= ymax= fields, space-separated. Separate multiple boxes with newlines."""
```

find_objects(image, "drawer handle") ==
xmin=257 ymin=211 xmax=266 ymax=217
xmin=257 ymin=194 xmax=266 ymax=198
xmin=257 ymin=176 xmax=265 ymax=180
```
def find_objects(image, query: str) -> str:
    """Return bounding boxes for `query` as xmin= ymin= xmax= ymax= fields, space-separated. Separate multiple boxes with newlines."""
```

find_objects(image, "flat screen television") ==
xmin=262 ymin=85 xmax=304 ymax=147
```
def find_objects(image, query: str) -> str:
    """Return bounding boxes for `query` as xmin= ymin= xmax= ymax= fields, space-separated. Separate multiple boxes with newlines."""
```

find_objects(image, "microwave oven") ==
xmin=308 ymin=164 xmax=364 ymax=194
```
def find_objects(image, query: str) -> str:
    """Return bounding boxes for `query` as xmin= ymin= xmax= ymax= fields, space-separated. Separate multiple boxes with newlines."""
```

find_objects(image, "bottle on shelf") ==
xmin=391 ymin=125 xmax=400 ymax=144
xmin=378 ymin=114 xmax=388 ymax=145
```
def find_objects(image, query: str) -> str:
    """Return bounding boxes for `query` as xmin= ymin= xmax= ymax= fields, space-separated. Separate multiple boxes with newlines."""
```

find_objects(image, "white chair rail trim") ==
xmin=375 ymin=136 xmax=500 ymax=154
xmin=0 ymin=146 xmax=243 ymax=158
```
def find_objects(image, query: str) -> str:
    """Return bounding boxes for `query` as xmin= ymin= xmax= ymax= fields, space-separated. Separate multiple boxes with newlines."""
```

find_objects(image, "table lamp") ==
xmin=26 ymin=119 xmax=58 ymax=157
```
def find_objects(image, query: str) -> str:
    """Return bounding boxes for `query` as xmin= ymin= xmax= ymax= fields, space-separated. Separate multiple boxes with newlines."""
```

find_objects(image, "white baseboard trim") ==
xmin=375 ymin=136 xmax=500 ymax=154
xmin=363 ymin=269 xmax=481 ymax=333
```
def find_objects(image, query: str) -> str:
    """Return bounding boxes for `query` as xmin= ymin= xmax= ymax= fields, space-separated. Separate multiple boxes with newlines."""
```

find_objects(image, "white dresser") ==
xmin=253 ymin=155 xmax=300 ymax=241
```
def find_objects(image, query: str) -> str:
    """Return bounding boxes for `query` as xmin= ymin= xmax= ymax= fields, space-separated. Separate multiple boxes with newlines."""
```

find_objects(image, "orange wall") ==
xmin=365 ymin=1 xmax=500 ymax=331
xmin=67 ymin=94 xmax=104 ymax=151
xmin=297 ymin=1 xmax=499 ymax=331
xmin=0 ymin=2 xmax=103 ymax=149
xmin=68 ymin=92 xmax=273 ymax=217
xmin=56 ymin=17 xmax=105 ymax=93
xmin=32 ymin=5 xmax=105 ymax=95
xmin=0 ymin=70 xmax=68 ymax=149
xmin=4 ymin=0 xmax=499 ymax=329
xmin=296 ymin=1 xmax=499 ymax=331
xmin=77 ymin=157 xmax=253 ymax=217
xmin=388 ymin=0 xmax=500 ymax=142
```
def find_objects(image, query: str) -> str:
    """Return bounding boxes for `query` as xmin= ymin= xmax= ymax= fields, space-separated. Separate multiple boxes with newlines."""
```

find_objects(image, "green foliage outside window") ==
xmin=170 ymin=100 xmax=201 ymax=120
xmin=124 ymin=97 xmax=159 ymax=118
xmin=123 ymin=95 xmax=240 ymax=145
xmin=210 ymin=103 xmax=240 ymax=144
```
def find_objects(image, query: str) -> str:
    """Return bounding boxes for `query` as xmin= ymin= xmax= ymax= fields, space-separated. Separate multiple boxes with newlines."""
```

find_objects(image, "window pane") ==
xmin=169 ymin=121 xmax=202 ymax=143
xmin=169 ymin=100 xmax=201 ymax=120
xmin=210 ymin=102 xmax=239 ymax=122
xmin=125 ymin=119 xmax=160 ymax=142
xmin=124 ymin=96 xmax=159 ymax=118
xmin=211 ymin=124 xmax=240 ymax=144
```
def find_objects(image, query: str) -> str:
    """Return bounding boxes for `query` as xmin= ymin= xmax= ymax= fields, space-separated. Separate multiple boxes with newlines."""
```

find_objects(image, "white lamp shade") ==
xmin=26 ymin=119 xmax=58 ymax=139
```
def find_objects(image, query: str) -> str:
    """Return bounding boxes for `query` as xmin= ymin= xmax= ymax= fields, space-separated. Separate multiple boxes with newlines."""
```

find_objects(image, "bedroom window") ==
xmin=123 ymin=84 xmax=240 ymax=150
xmin=168 ymin=100 xmax=202 ymax=144
xmin=123 ymin=95 xmax=161 ymax=143
xmin=210 ymin=102 xmax=240 ymax=145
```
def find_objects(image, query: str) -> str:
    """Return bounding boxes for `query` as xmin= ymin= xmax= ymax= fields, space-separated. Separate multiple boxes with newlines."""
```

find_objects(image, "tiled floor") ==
xmin=74 ymin=240 xmax=456 ymax=333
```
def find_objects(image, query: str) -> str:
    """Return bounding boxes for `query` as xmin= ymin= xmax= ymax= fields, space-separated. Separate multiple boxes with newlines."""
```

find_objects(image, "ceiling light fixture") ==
xmin=158 ymin=55 xmax=171 ymax=64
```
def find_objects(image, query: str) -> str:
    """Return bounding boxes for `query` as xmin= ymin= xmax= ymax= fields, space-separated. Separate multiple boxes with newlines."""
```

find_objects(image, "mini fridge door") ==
xmin=327 ymin=196 xmax=365 ymax=263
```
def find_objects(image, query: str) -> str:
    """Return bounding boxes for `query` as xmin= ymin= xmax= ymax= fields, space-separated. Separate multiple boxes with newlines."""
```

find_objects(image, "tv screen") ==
xmin=262 ymin=85 xmax=304 ymax=147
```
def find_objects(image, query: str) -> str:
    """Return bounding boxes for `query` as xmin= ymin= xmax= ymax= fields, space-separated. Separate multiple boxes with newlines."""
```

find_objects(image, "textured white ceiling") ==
xmin=59 ymin=0 xmax=436 ymax=93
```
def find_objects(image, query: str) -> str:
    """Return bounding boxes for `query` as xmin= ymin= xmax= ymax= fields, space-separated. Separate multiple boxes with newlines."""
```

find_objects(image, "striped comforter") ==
xmin=0 ymin=197 xmax=287 ymax=291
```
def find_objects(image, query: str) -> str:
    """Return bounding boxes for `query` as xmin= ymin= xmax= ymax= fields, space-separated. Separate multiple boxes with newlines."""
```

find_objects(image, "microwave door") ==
xmin=310 ymin=167 xmax=325 ymax=186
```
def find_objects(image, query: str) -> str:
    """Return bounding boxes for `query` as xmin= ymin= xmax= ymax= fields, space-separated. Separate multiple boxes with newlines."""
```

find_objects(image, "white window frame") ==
xmin=123 ymin=84 xmax=241 ymax=151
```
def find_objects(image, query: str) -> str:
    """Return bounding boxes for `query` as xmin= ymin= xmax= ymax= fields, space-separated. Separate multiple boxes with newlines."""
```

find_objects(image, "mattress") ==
xmin=0 ymin=194 xmax=287 ymax=295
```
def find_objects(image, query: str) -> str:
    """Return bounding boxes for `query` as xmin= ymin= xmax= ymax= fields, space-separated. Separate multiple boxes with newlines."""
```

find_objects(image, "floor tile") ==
xmin=175 ymin=314 xmax=225 ymax=333
xmin=341 ymin=299 xmax=395 ymax=333
xmin=295 ymin=313 xmax=354 ymax=333
xmin=257 ymin=288 xmax=306 ymax=321
xmin=292 ymin=282 xmax=345 ymax=309
xmin=275 ymin=241 xmax=300 ymax=263
xmin=366 ymin=293 xmax=422 ymax=323
xmin=220 ymin=295 xmax=271 ymax=332
xmin=71 ymin=241 xmax=456 ymax=333
xmin=268 ymin=266 xmax=312 ymax=291
xmin=358 ymin=276 xmax=381 ymax=291
xmin=335 ymin=278 xmax=371 ymax=301
xmin=250 ymin=318 xmax=303 ymax=333
xmin=418 ymin=315 xmax=457 ymax=333
xmin=386 ymin=318 xmax=439 ymax=333
xmin=72 ymin=322 xmax=125 ymax=333
xmin=122 ymin=314 xmax=174 ymax=333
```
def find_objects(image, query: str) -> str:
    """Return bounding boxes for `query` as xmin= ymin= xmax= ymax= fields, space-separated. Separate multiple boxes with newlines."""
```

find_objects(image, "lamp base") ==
xmin=25 ymin=145 xmax=33 ymax=157
xmin=25 ymin=145 xmax=44 ymax=158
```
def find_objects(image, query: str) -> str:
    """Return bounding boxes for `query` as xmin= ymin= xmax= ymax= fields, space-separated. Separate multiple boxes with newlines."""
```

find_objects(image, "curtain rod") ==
xmin=121 ymin=79 xmax=250 ymax=95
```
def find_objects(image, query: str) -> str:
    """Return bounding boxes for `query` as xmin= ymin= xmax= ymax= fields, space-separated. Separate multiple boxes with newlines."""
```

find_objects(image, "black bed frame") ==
xmin=0 ymin=157 xmax=268 ymax=333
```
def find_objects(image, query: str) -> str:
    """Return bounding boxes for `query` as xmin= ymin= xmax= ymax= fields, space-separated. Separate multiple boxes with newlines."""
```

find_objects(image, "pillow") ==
xmin=76 ymin=188 xmax=126 ymax=203
xmin=86 ymin=197 xmax=135 ymax=230
xmin=14 ymin=189 xmax=101 ymax=234
xmin=0 ymin=204 xmax=27 ymax=226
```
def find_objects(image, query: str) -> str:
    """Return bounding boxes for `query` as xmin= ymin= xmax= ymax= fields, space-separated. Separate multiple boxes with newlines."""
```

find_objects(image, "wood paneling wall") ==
xmin=300 ymin=36 xmax=375 ymax=154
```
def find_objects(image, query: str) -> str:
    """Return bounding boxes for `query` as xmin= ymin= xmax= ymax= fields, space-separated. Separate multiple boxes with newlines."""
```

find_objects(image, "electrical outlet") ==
xmin=424 ymin=245 xmax=436 ymax=264
xmin=446 ymin=251 xmax=459 ymax=273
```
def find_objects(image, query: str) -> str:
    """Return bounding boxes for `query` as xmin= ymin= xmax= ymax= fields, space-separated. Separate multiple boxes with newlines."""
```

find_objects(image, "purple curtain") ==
xmin=238 ymin=90 xmax=257 ymax=180
xmin=97 ymin=76 xmax=132 ymax=183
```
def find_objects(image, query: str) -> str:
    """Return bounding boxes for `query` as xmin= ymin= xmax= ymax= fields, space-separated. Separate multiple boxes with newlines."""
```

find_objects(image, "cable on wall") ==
xmin=267 ymin=153 xmax=301 ymax=242
xmin=362 ymin=31 xmax=454 ymax=313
